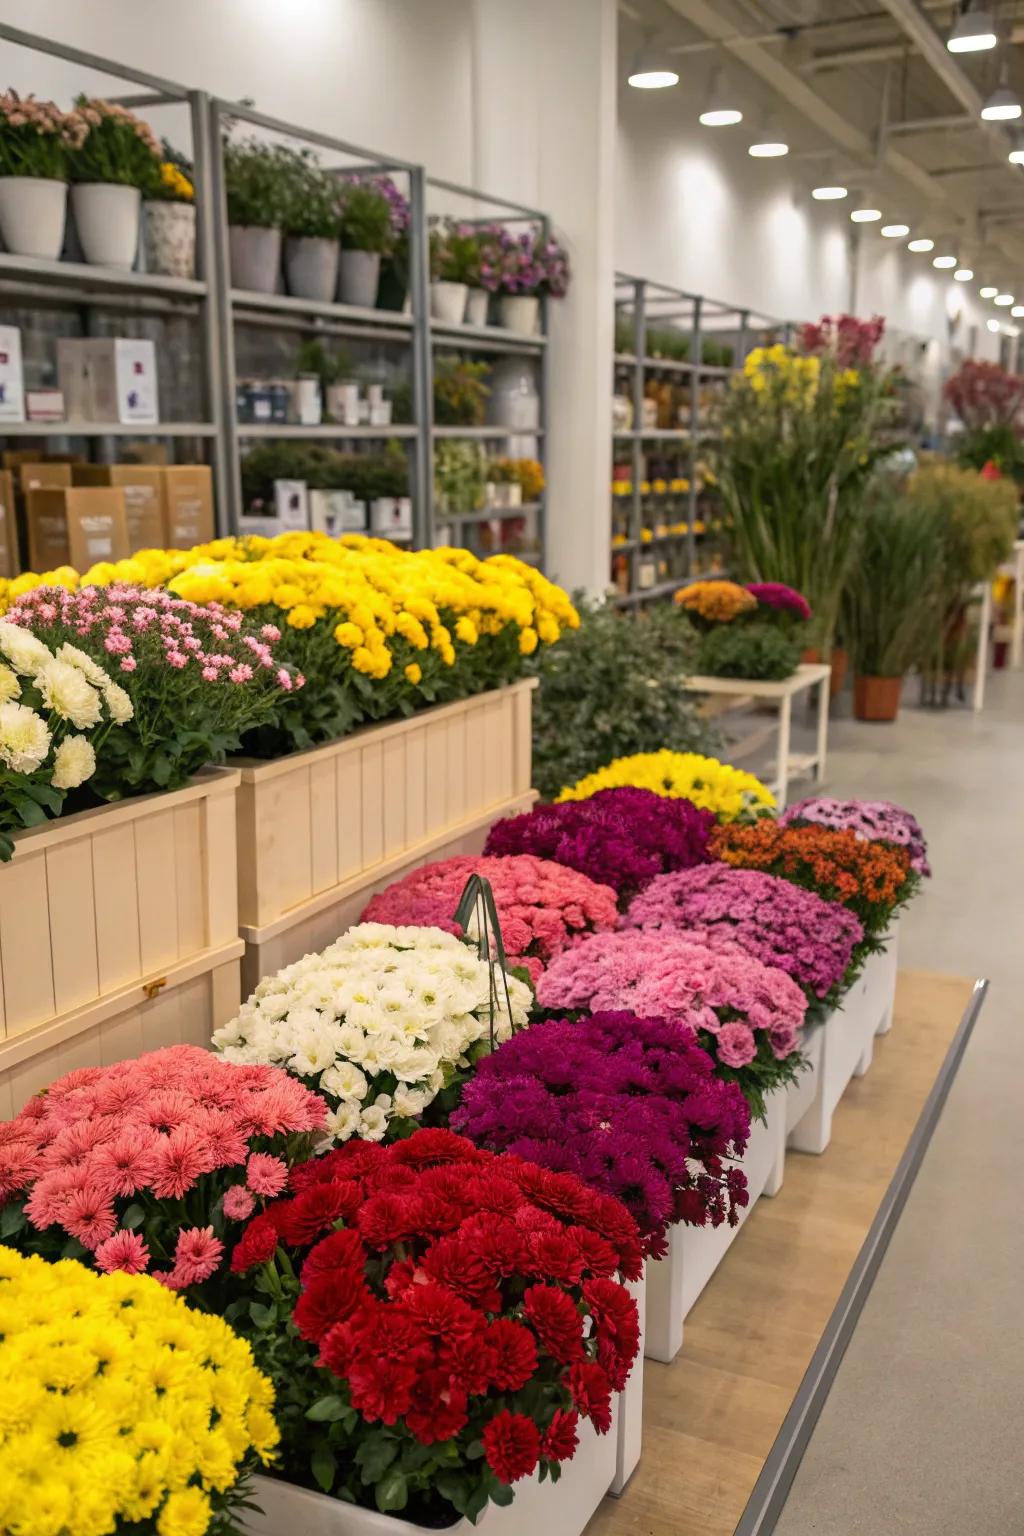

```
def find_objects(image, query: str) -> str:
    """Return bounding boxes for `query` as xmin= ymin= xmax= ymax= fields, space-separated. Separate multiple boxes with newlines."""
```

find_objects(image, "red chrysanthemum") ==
xmin=278 ymin=1182 xmax=359 ymax=1245
xmin=294 ymin=1269 xmax=369 ymax=1343
xmin=568 ymin=1360 xmax=613 ymax=1434
xmin=486 ymin=1319 xmax=538 ymax=1392
xmin=482 ymin=1410 xmax=542 ymax=1485
xmin=229 ymin=1211 xmax=280 ymax=1273
xmin=405 ymin=1369 xmax=470 ymax=1445
xmin=522 ymin=1284 xmax=585 ymax=1363
xmin=542 ymin=1408 xmax=580 ymax=1463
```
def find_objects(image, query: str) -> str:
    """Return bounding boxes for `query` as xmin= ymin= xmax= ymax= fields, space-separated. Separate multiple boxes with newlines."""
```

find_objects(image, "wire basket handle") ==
xmin=452 ymin=873 xmax=517 ymax=1050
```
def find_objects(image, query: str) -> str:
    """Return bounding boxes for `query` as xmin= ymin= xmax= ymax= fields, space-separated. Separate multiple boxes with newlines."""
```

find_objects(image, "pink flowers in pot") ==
xmin=360 ymin=853 xmax=618 ymax=983
xmin=0 ymin=1045 xmax=325 ymax=1301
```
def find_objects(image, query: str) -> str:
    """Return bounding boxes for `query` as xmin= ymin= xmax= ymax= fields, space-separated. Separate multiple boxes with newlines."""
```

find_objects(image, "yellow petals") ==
xmin=285 ymin=603 xmax=318 ymax=629
xmin=558 ymin=750 xmax=775 ymax=820
xmin=404 ymin=662 xmax=422 ymax=685
xmin=519 ymin=625 xmax=539 ymax=655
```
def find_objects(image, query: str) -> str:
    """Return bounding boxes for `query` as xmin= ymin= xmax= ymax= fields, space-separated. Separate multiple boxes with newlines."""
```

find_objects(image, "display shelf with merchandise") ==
xmin=610 ymin=273 xmax=794 ymax=605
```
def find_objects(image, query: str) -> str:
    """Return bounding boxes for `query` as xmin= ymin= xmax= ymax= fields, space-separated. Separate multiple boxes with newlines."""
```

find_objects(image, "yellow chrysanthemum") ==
xmin=404 ymin=662 xmax=422 ymax=685
xmin=557 ymin=750 xmax=775 ymax=821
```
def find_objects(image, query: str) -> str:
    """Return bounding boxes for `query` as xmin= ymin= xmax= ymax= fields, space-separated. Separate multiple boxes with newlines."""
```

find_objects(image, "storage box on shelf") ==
xmin=236 ymin=681 xmax=536 ymax=992
xmin=0 ymin=769 xmax=243 ymax=1116
xmin=644 ymin=1089 xmax=787 ymax=1363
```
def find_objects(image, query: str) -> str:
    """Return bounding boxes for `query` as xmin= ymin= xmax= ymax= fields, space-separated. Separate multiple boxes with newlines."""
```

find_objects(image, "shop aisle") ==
xmin=771 ymin=671 xmax=1024 ymax=1535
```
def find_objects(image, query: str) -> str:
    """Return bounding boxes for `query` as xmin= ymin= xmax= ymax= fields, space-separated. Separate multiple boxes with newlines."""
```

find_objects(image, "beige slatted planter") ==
xmin=236 ymin=680 xmax=537 ymax=992
xmin=0 ymin=769 xmax=243 ymax=1117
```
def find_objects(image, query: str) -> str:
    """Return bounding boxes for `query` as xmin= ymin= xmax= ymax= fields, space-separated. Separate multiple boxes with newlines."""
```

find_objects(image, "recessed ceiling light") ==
xmin=933 ymin=255 xmax=957 ymax=268
xmin=1012 ymin=306 xmax=1024 ymax=317
xmin=908 ymin=238 xmax=935 ymax=252
xmin=995 ymin=292 xmax=1015 ymax=305
xmin=948 ymin=6 xmax=997 ymax=53
xmin=987 ymin=318 xmax=1002 ymax=331
xmin=954 ymin=268 xmax=974 ymax=281
xmin=811 ymin=184 xmax=848 ymax=200
xmin=881 ymin=223 xmax=910 ymax=237
xmin=1009 ymin=144 xmax=1024 ymax=165
xmin=980 ymin=285 xmax=999 ymax=297
xmin=850 ymin=207 xmax=882 ymax=222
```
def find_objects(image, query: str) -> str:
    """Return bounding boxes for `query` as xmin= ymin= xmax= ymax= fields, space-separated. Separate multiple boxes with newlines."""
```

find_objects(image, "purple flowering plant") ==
xmin=780 ymin=796 xmax=930 ymax=877
xmin=537 ymin=930 xmax=808 ymax=1121
xmin=746 ymin=583 xmax=812 ymax=625
xmin=484 ymin=786 xmax=714 ymax=906
xmin=479 ymin=225 xmax=570 ymax=298
xmin=625 ymin=864 xmax=864 ymax=1011
xmin=452 ymin=1011 xmax=752 ymax=1257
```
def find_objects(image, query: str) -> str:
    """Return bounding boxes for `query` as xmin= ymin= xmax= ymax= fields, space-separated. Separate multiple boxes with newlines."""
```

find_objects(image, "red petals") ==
xmin=482 ymin=1410 xmax=542 ymax=1484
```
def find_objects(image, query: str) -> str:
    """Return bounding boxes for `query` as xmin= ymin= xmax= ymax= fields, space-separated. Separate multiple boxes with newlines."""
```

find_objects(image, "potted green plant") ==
xmin=485 ymin=455 xmax=522 ymax=509
xmin=281 ymin=148 xmax=341 ymax=303
xmin=0 ymin=91 xmax=84 ymax=259
xmin=336 ymin=179 xmax=392 ymax=307
xmin=295 ymin=339 xmax=357 ymax=423
xmin=429 ymin=219 xmax=485 ymax=325
xmin=224 ymin=136 xmax=288 ymax=294
xmin=140 ymin=144 xmax=195 ymax=279
xmin=67 ymin=97 xmax=161 ymax=268
xmin=434 ymin=438 xmax=487 ymax=515
xmin=433 ymin=353 xmax=490 ymax=426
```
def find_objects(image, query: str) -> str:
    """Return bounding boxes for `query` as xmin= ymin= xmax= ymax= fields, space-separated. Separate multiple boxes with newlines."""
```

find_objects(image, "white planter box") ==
xmin=236 ymin=682 xmax=537 ymax=993
xmin=246 ymin=1410 xmax=618 ymax=1536
xmin=611 ymin=1267 xmax=645 ymax=1496
xmin=785 ymin=1022 xmax=824 ymax=1137
xmin=644 ymin=1089 xmax=787 ymax=1363
xmin=868 ymin=918 xmax=900 ymax=1037
xmin=0 ymin=770 xmax=243 ymax=1116
xmin=787 ymin=983 xmax=877 ymax=1158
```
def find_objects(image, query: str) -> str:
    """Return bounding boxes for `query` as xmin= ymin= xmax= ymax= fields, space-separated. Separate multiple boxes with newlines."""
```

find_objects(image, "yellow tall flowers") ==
xmin=0 ymin=1250 xmax=278 ymax=1536
xmin=557 ymin=750 xmax=776 ymax=821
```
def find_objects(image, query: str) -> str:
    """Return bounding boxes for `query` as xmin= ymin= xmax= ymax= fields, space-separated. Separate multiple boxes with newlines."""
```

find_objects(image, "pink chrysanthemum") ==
xmin=94 ymin=1228 xmax=150 ymax=1274
xmin=246 ymin=1153 xmax=289 ymax=1197
xmin=61 ymin=1183 xmax=117 ymax=1250
xmin=169 ymin=1225 xmax=224 ymax=1287
xmin=149 ymin=1125 xmax=216 ymax=1199
xmin=223 ymin=1185 xmax=256 ymax=1221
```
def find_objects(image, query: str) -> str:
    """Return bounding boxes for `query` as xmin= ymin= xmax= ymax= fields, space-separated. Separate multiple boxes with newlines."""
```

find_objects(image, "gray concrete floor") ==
xmin=766 ymin=671 xmax=1024 ymax=1535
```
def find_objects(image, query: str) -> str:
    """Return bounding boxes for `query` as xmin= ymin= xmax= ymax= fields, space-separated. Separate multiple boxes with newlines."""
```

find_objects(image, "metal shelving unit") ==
xmin=610 ymin=273 xmax=793 ymax=606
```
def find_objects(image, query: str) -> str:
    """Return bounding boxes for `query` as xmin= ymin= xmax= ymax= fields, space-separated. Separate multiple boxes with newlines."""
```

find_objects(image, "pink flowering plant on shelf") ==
xmin=537 ymin=930 xmax=807 ymax=1120
xmin=780 ymin=795 xmax=930 ymax=878
xmin=361 ymin=854 xmax=619 ymax=984
xmin=452 ymin=1011 xmax=752 ymax=1256
xmin=625 ymin=864 xmax=864 ymax=1013
xmin=0 ymin=1044 xmax=325 ymax=1307
xmin=6 ymin=583 xmax=301 ymax=799
xmin=483 ymin=787 xmax=714 ymax=907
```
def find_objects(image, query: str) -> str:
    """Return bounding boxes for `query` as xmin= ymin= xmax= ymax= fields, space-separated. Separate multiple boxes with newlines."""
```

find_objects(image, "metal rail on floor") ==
xmin=733 ymin=977 xmax=989 ymax=1536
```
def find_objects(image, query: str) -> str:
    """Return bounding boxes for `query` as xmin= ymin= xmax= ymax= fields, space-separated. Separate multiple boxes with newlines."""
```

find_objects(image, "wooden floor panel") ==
xmin=587 ymin=970 xmax=974 ymax=1536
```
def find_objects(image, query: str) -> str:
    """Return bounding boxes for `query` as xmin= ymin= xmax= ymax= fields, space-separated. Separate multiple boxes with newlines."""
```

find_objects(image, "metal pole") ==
xmin=689 ymin=294 xmax=702 ymax=578
xmin=407 ymin=165 xmax=433 ymax=550
xmin=190 ymin=89 xmax=229 ymax=532
xmin=631 ymin=280 xmax=646 ymax=597
xmin=538 ymin=211 xmax=551 ymax=574
xmin=205 ymin=97 xmax=243 ymax=535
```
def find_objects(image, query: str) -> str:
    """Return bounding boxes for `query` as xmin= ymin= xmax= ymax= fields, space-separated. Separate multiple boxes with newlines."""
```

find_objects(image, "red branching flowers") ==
xmin=230 ymin=1128 xmax=642 ymax=1522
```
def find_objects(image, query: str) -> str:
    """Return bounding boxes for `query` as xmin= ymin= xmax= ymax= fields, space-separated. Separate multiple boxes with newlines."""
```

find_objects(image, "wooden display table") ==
xmin=682 ymin=662 xmax=831 ymax=808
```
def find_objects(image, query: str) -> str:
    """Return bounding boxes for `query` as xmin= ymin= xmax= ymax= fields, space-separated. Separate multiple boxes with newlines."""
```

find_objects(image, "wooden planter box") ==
xmin=0 ymin=770 xmax=243 ymax=1117
xmin=235 ymin=681 xmax=537 ymax=992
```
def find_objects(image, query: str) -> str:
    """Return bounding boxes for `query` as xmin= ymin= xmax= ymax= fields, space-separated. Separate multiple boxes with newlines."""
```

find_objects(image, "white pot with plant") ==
xmin=487 ymin=457 xmax=523 ymax=509
xmin=141 ymin=154 xmax=196 ymax=279
xmin=336 ymin=179 xmax=393 ymax=308
xmin=0 ymin=90 xmax=82 ymax=260
xmin=68 ymin=96 xmax=160 ymax=268
xmin=282 ymin=147 xmax=341 ymax=303
xmin=224 ymin=136 xmax=286 ymax=294
xmin=429 ymin=218 xmax=474 ymax=323
xmin=495 ymin=227 xmax=570 ymax=336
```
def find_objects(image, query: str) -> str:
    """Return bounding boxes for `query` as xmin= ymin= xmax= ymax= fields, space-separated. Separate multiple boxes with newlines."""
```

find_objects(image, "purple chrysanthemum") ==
xmin=746 ymin=582 xmax=812 ymax=622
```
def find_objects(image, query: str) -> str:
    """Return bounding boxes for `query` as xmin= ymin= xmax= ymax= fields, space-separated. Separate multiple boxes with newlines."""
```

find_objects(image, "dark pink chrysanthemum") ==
xmin=61 ymin=1182 xmax=117 ymax=1250
xmin=169 ymin=1225 xmax=224 ymax=1286
xmin=94 ymin=1228 xmax=150 ymax=1274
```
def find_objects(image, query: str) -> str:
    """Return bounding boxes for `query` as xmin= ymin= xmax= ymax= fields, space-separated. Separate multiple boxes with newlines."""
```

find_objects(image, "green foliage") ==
xmin=955 ymin=422 xmax=1024 ymax=483
xmin=647 ymin=325 xmax=690 ymax=362
xmin=528 ymin=597 xmax=719 ymax=801
xmin=430 ymin=220 xmax=483 ymax=285
xmin=433 ymin=354 xmax=491 ymax=426
xmin=241 ymin=440 xmax=408 ymax=508
xmin=702 ymin=338 xmax=734 ymax=368
xmin=294 ymin=339 xmax=354 ymax=389
xmin=224 ymin=137 xmax=290 ymax=228
xmin=696 ymin=620 xmax=801 ymax=681
xmin=69 ymin=97 xmax=160 ymax=188
xmin=434 ymin=439 xmax=487 ymax=514
xmin=337 ymin=181 xmax=393 ymax=253
xmin=281 ymin=148 xmax=341 ymax=239
xmin=842 ymin=479 xmax=945 ymax=678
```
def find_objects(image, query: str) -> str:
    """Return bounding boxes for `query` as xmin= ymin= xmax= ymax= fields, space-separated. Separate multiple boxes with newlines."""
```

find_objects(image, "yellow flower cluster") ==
xmin=557 ymin=750 xmax=776 ymax=821
xmin=675 ymin=579 xmax=756 ymax=624
xmin=0 ymin=1250 xmax=278 ymax=1536
xmin=742 ymin=343 xmax=820 ymax=400
xmin=159 ymin=161 xmax=194 ymax=200
xmin=0 ymin=533 xmax=578 ymax=682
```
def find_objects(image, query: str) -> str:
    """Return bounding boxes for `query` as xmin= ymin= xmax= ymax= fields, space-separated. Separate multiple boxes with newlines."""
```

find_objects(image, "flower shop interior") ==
xmin=0 ymin=2 xmax=1021 ymax=1535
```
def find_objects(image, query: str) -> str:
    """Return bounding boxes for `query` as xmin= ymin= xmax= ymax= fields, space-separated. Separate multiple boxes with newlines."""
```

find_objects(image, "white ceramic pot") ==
xmin=326 ymin=381 xmax=360 ymax=426
xmin=294 ymin=375 xmax=323 ymax=426
xmin=286 ymin=235 xmax=340 ymax=303
xmin=142 ymin=200 xmax=196 ymax=279
xmin=500 ymin=294 xmax=540 ymax=336
xmin=464 ymin=287 xmax=489 ymax=326
xmin=337 ymin=248 xmax=381 ymax=308
xmin=230 ymin=225 xmax=282 ymax=293
xmin=644 ymin=1089 xmax=787 ymax=1363
xmin=71 ymin=182 xmax=140 ymax=269
xmin=0 ymin=175 xmax=67 ymax=259
xmin=431 ymin=279 xmax=469 ymax=324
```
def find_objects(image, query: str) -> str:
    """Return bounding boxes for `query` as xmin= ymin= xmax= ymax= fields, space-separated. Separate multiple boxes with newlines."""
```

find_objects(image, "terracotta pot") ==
xmin=853 ymin=675 xmax=902 ymax=722
xmin=801 ymin=645 xmax=848 ymax=699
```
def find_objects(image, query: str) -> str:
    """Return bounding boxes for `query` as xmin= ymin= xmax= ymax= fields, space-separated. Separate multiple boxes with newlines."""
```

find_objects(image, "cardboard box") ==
xmin=18 ymin=462 xmax=73 ymax=495
xmin=57 ymin=338 xmax=159 ymax=424
xmin=65 ymin=488 xmax=130 ymax=569
xmin=162 ymin=465 xmax=214 ymax=548
xmin=0 ymin=325 xmax=25 ymax=423
xmin=72 ymin=465 xmax=165 ymax=552
xmin=27 ymin=488 xmax=72 ymax=570
xmin=0 ymin=470 xmax=18 ymax=578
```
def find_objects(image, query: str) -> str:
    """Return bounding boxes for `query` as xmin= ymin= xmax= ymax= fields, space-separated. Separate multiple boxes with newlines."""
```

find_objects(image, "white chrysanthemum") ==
xmin=0 ymin=700 xmax=51 ymax=773
xmin=35 ymin=658 xmax=103 ymax=729
xmin=322 ymin=1102 xmax=361 ymax=1144
xmin=359 ymin=1103 xmax=390 ymax=1142
xmin=320 ymin=1062 xmax=368 ymax=1101
xmin=0 ymin=665 xmax=19 ymax=704
xmin=50 ymin=734 xmax=96 ymax=790
xmin=393 ymin=1085 xmax=432 ymax=1119
xmin=102 ymin=679 xmax=134 ymax=725
xmin=56 ymin=642 xmax=110 ymax=689
xmin=0 ymin=622 xmax=53 ymax=677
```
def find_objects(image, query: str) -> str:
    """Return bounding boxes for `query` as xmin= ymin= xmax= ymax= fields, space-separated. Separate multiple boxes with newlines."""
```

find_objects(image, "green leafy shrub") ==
xmin=433 ymin=355 xmax=491 ymax=426
xmin=281 ymin=149 xmax=341 ymax=239
xmin=696 ymin=620 xmax=801 ymax=681
xmin=224 ymin=137 xmax=289 ymax=228
xmin=337 ymin=181 xmax=393 ymax=252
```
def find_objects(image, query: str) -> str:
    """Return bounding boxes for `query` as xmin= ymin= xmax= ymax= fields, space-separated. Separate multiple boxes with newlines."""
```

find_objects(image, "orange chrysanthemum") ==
xmin=675 ymin=580 xmax=756 ymax=624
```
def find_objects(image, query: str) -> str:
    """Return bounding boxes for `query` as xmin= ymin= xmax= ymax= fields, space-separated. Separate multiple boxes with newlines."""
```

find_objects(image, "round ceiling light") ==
xmin=1012 ymin=306 xmax=1024 ymax=317
xmin=749 ymin=139 xmax=789 ymax=157
xmin=811 ymin=184 xmax=848 ymax=200
xmin=980 ymin=285 xmax=999 ymax=297
xmin=881 ymin=223 xmax=910 ymax=237
xmin=850 ymin=207 xmax=882 ymax=222
xmin=908 ymin=238 xmax=935 ymax=252
xmin=954 ymin=268 xmax=974 ymax=281
xmin=948 ymin=6 xmax=997 ymax=53
xmin=627 ymin=42 xmax=680 ymax=89
xmin=995 ymin=292 xmax=1015 ymax=305
xmin=981 ymin=78 xmax=1022 ymax=122
xmin=933 ymin=255 xmax=957 ymax=268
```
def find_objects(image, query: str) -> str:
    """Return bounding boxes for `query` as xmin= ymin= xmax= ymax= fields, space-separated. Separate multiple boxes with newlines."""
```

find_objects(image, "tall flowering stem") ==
xmin=453 ymin=1011 xmax=751 ymax=1256
xmin=229 ymin=1128 xmax=641 ymax=1524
